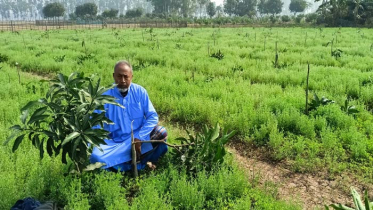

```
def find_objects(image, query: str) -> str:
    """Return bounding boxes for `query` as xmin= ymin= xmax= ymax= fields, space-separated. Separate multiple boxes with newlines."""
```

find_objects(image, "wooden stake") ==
xmin=131 ymin=120 xmax=138 ymax=178
xmin=305 ymin=63 xmax=310 ymax=115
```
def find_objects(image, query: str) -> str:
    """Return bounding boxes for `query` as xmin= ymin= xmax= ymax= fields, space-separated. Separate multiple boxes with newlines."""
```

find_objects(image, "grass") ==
xmin=1 ymin=27 xmax=373 ymax=208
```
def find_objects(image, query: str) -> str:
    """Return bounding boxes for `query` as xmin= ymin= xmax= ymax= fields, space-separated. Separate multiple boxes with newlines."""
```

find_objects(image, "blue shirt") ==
xmin=90 ymin=83 xmax=158 ymax=168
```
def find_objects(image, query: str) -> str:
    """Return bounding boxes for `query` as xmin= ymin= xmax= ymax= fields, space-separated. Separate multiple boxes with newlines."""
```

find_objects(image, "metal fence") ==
xmin=0 ymin=19 xmax=188 ymax=31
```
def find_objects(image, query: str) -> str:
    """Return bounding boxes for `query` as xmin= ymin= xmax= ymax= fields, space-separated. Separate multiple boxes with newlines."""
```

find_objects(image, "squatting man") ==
xmin=90 ymin=60 xmax=168 ymax=171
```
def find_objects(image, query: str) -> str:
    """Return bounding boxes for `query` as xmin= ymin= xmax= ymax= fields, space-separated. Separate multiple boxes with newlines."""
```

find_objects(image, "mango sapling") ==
xmin=4 ymin=72 xmax=123 ymax=173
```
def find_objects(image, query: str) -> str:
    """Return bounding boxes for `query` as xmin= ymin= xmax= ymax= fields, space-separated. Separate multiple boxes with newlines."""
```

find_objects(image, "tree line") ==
xmin=2 ymin=0 xmax=373 ymax=26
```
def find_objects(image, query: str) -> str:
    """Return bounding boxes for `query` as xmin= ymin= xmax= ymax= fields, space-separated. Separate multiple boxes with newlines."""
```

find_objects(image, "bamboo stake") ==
xmin=131 ymin=121 xmax=138 ymax=178
xmin=305 ymin=62 xmax=310 ymax=115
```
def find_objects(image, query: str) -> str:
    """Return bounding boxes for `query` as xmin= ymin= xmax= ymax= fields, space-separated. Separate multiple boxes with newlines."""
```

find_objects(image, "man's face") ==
xmin=113 ymin=64 xmax=133 ymax=89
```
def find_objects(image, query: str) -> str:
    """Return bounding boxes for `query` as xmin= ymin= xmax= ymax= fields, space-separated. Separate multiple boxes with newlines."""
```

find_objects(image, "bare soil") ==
xmin=228 ymin=141 xmax=373 ymax=210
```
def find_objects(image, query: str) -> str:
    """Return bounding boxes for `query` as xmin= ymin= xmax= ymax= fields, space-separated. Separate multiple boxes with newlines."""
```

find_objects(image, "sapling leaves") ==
xmin=172 ymin=123 xmax=235 ymax=175
xmin=6 ymin=72 xmax=121 ymax=173
xmin=12 ymin=134 xmax=25 ymax=152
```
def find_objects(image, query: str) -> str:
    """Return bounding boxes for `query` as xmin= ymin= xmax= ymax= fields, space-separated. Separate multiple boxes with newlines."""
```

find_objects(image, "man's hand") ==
xmin=134 ymin=138 xmax=141 ymax=161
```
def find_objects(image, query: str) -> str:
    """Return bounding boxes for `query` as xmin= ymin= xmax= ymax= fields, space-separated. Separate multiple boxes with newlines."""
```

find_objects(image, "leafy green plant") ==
xmin=210 ymin=50 xmax=224 ymax=60
xmin=325 ymin=187 xmax=373 ymax=210
xmin=77 ymin=53 xmax=97 ymax=65
xmin=173 ymin=123 xmax=235 ymax=174
xmin=332 ymin=49 xmax=343 ymax=59
xmin=0 ymin=53 xmax=9 ymax=63
xmin=4 ymin=72 xmax=123 ymax=173
xmin=54 ymin=55 xmax=66 ymax=62
xmin=308 ymin=93 xmax=335 ymax=112
xmin=341 ymin=99 xmax=359 ymax=115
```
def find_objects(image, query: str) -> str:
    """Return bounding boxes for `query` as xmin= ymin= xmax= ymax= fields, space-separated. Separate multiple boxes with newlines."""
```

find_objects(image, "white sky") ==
xmin=210 ymin=0 xmax=321 ymax=14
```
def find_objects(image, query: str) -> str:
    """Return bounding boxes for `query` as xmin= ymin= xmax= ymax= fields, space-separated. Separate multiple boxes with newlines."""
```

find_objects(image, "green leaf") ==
xmin=28 ymin=115 xmax=49 ymax=125
xmin=39 ymin=138 xmax=45 ymax=159
xmin=12 ymin=134 xmax=25 ymax=152
xmin=10 ymin=125 xmax=22 ymax=130
xmin=210 ymin=123 xmax=220 ymax=142
xmin=364 ymin=191 xmax=370 ymax=210
xmin=62 ymin=132 xmax=80 ymax=146
xmin=57 ymin=73 xmax=66 ymax=85
xmin=32 ymin=134 xmax=40 ymax=148
xmin=352 ymin=187 xmax=364 ymax=210
xmin=21 ymin=101 xmax=42 ymax=112
xmin=20 ymin=110 xmax=29 ymax=124
xmin=3 ymin=129 xmax=21 ymax=145
xmin=46 ymin=137 xmax=54 ymax=157
xmin=83 ymin=162 xmax=106 ymax=171
xmin=62 ymin=148 xmax=68 ymax=164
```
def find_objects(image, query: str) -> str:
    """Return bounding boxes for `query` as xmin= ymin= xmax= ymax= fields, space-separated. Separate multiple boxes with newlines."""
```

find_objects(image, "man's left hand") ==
xmin=134 ymin=138 xmax=141 ymax=160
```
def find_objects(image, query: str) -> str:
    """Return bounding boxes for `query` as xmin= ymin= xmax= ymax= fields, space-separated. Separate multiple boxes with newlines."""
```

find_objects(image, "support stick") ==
xmin=305 ymin=62 xmax=310 ymax=115
xmin=131 ymin=120 xmax=138 ymax=178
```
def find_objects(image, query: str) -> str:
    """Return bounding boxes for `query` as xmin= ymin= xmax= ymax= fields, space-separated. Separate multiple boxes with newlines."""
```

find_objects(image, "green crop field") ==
xmin=1 ymin=27 xmax=373 ymax=209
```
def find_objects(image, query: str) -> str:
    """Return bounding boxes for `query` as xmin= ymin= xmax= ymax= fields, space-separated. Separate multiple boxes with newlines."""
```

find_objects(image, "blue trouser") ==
xmin=109 ymin=125 xmax=168 ymax=172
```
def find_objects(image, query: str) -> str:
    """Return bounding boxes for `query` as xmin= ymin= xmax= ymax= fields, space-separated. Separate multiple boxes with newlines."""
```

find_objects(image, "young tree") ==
xmin=207 ymin=1 xmax=216 ymax=17
xmin=289 ymin=0 xmax=309 ymax=15
xmin=75 ymin=3 xmax=98 ymax=18
xmin=42 ymin=2 xmax=65 ymax=19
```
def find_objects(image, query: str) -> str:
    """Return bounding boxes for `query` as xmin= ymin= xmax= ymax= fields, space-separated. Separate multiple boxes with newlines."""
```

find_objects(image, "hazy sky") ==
xmin=211 ymin=0 xmax=321 ymax=14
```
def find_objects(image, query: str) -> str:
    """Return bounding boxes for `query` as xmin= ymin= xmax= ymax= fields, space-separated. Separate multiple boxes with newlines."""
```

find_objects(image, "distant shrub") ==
xmin=281 ymin=15 xmax=291 ymax=23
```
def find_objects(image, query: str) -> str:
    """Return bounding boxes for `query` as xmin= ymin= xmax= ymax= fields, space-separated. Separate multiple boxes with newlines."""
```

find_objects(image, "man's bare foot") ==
xmin=146 ymin=162 xmax=157 ymax=170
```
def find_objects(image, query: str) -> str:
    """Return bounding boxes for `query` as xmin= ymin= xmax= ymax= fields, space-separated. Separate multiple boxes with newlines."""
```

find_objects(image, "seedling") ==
xmin=210 ymin=50 xmax=224 ymax=60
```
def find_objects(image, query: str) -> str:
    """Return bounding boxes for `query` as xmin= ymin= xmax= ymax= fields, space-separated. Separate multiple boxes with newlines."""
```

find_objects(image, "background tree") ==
xmin=125 ymin=8 xmax=143 ymax=18
xmin=197 ymin=0 xmax=209 ymax=17
xmin=207 ymin=1 xmax=216 ymax=17
xmin=42 ymin=2 xmax=65 ymax=19
xmin=236 ymin=0 xmax=257 ymax=17
xmin=258 ymin=0 xmax=283 ymax=16
xmin=224 ymin=0 xmax=257 ymax=16
xmin=75 ymin=3 xmax=98 ymax=19
xmin=289 ymin=0 xmax=309 ymax=15
xmin=224 ymin=0 xmax=238 ymax=16
xmin=102 ymin=8 xmax=119 ymax=19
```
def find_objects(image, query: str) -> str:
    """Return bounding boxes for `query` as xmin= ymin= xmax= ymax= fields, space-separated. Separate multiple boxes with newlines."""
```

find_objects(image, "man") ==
xmin=90 ymin=60 xmax=168 ymax=172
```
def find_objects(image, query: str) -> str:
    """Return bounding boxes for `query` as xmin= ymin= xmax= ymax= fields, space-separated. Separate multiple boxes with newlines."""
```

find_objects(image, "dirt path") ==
xmin=228 ymin=141 xmax=369 ymax=210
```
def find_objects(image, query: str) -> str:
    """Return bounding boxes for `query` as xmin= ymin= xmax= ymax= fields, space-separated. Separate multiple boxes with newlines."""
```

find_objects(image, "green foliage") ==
xmin=102 ymin=9 xmax=119 ymax=19
xmin=258 ymin=0 xmax=283 ymax=16
xmin=210 ymin=49 xmax=224 ymax=60
xmin=289 ymin=0 xmax=309 ymax=14
xmin=77 ymin=53 xmax=97 ymax=65
xmin=281 ymin=15 xmax=291 ymax=22
xmin=53 ymin=55 xmax=65 ymax=62
xmin=0 ymin=53 xmax=9 ymax=63
xmin=75 ymin=3 xmax=98 ymax=18
xmin=308 ymin=93 xmax=335 ymax=112
xmin=342 ymin=99 xmax=359 ymax=116
xmin=125 ymin=8 xmax=143 ymax=18
xmin=207 ymin=2 xmax=216 ymax=18
xmin=332 ymin=49 xmax=343 ymax=59
xmin=173 ymin=123 xmax=235 ymax=174
xmin=4 ymin=72 xmax=123 ymax=172
xmin=326 ymin=187 xmax=373 ymax=210
xmin=42 ymin=2 xmax=65 ymax=18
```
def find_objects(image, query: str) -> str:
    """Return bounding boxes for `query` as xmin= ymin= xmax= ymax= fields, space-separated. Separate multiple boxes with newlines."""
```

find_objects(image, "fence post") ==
xmin=11 ymin=20 xmax=13 ymax=32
